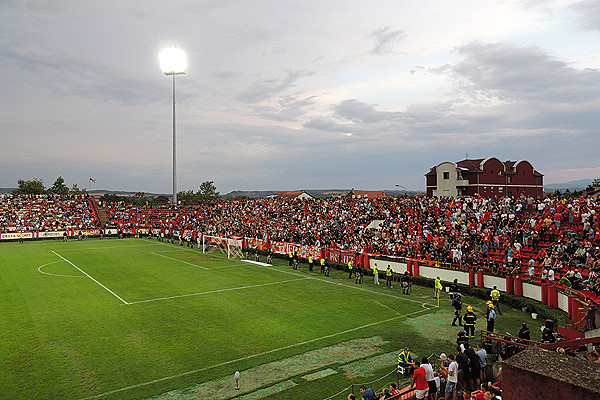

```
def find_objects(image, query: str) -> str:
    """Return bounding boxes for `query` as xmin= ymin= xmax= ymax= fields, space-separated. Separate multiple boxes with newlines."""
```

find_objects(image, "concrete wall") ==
xmin=369 ymin=259 xmax=570 ymax=314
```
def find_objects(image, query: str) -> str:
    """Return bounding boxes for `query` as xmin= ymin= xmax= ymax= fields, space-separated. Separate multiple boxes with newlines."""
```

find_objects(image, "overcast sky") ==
xmin=1 ymin=0 xmax=599 ymax=194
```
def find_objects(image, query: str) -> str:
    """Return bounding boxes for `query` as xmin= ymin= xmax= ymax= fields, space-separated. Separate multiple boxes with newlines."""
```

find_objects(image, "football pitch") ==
xmin=0 ymin=238 xmax=442 ymax=400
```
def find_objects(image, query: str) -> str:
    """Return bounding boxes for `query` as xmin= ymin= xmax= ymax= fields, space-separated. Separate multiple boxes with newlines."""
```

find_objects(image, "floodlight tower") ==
xmin=159 ymin=47 xmax=187 ymax=204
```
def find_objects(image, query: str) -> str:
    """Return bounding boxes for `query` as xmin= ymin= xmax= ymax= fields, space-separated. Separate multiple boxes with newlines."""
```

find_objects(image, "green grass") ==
xmin=0 ymin=238 xmax=559 ymax=400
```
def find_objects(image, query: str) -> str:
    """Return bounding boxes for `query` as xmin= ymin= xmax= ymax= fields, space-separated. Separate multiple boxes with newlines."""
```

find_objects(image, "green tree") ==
xmin=177 ymin=190 xmax=197 ymax=203
xmin=70 ymin=184 xmax=87 ymax=195
xmin=49 ymin=176 xmax=69 ymax=195
xmin=197 ymin=180 xmax=220 ymax=202
xmin=133 ymin=192 xmax=147 ymax=204
xmin=13 ymin=178 xmax=46 ymax=195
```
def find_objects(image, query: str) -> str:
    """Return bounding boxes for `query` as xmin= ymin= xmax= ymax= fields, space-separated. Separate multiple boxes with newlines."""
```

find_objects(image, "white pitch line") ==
xmin=37 ymin=260 xmax=85 ymax=278
xmin=52 ymin=251 xmax=129 ymax=305
xmin=126 ymin=277 xmax=309 ymax=305
xmin=150 ymin=252 xmax=209 ymax=270
xmin=77 ymin=306 xmax=433 ymax=400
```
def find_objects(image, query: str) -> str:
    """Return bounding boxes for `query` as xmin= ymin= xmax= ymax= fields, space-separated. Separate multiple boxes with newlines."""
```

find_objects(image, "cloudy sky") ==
xmin=1 ymin=0 xmax=599 ymax=194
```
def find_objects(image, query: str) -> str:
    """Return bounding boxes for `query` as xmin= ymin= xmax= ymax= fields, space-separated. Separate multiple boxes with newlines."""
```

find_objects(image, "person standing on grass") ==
xmin=386 ymin=265 xmax=393 ymax=287
xmin=320 ymin=257 xmax=325 ymax=274
xmin=486 ymin=304 xmax=496 ymax=333
xmin=348 ymin=260 xmax=353 ymax=279
xmin=463 ymin=306 xmax=477 ymax=338
xmin=490 ymin=286 xmax=502 ymax=315
xmin=373 ymin=263 xmax=380 ymax=285
xmin=435 ymin=276 xmax=443 ymax=299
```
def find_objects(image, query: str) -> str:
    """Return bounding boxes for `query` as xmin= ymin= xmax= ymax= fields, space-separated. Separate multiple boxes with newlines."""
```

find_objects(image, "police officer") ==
xmin=355 ymin=262 xmax=363 ymax=284
xmin=401 ymin=271 xmax=411 ymax=294
xmin=452 ymin=292 xmax=463 ymax=326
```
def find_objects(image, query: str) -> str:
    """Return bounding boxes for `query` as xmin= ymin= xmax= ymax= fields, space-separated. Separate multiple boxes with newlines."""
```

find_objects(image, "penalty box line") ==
xmin=77 ymin=306 xmax=434 ymax=400
xmin=126 ymin=277 xmax=310 ymax=305
xmin=52 ymin=251 xmax=129 ymax=305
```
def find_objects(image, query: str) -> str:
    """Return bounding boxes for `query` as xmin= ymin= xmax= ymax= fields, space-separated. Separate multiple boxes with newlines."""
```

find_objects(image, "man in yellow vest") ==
xmin=490 ymin=286 xmax=502 ymax=315
xmin=373 ymin=263 xmax=380 ymax=285
xmin=288 ymin=251 xmax=293 ymax=266
xmin=308 ymin=255 xmax=313 ymax=272
xmin=434 ymin=276 xmax=443 ymax=299
xmin=348 ymin=260 xmax=353 ymax=279
xmin=398 ymin=347 xmax=415 ymax=375
xmin=386 ymin=265 xmax=393 ymax=287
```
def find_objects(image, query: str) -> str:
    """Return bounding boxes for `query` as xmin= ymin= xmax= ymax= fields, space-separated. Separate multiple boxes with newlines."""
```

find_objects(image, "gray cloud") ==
xmin=445 ymin=42 xmax=600 ymax=104
xmin=255 ymin=95 xmax=316 ymax=122
xmin=571 ymin=0 xmax=600 ymax=31
xmin=236 ymin=70 xmax=313 ymax=103
xmin=370 ymin=26 xmax=406 ymax=55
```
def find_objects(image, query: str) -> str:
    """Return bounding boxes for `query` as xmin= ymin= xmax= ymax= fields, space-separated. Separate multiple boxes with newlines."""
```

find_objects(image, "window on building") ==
xmin=498 ymin=170 xmax=502 ymax=175
xmin=443 ymin=172 xmax=450 ymax=180
xmin=508 ymin=176 xmax=512 ymax=183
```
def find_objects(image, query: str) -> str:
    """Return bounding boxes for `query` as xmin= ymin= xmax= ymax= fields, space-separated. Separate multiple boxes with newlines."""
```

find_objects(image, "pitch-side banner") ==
xmin=327 ymin=249 xmax=355 ymax=265
xmin=1 ymin=232 xmax=34 ymax=240
xmin=265 ymin=240 xmax=321 ymax=259
xmin=37 ymin=231 xmax=65 ymax=239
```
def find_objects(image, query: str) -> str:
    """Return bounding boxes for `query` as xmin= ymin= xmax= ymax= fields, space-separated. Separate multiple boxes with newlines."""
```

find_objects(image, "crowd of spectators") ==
xmin=104 ymin=194 xmax=600 ymax=295
xmin=0 ymin=193 xmax=99 ymax=232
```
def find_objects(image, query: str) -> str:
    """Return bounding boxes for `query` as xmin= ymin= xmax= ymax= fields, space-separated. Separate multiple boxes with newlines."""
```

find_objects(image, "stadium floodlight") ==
xmin=159 ymin=47 xmax=186 ymax=204
xmin=234 ymin=371 xmax=240 ymax=390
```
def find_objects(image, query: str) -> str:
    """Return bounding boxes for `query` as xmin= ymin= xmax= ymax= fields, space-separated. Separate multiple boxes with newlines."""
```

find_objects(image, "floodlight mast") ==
xmin=159 ymin=47 xmax=187 ymax=204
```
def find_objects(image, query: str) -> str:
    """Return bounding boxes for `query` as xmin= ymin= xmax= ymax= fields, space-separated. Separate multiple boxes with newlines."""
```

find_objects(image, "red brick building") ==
xmin=426 ymin=157 xmax=544 ymax=198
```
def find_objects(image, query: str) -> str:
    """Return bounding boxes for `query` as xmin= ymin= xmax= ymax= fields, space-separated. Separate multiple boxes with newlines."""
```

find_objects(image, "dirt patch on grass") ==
xmin=147 ymin=337 xmax=386 ymax=400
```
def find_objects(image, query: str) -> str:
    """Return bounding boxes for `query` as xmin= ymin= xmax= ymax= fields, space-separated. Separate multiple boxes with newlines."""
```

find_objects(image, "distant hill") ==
xmin=545 ymin=179 xmax=593 ymax=192
xmin=223 ymin=189 xmax=424 ymax=199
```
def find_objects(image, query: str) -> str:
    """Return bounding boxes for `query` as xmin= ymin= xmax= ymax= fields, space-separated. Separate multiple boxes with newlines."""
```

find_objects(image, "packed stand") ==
xmin=0 ymin=193 xmax=99 ymax=232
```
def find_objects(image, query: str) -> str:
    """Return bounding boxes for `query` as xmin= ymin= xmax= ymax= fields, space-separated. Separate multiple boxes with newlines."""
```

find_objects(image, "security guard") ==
xmin=463 ymin=306 xmax=477 ymax=338
xmin=288 ymin=251 xmax=294 ymax=266
xmin=373 ymin=263 xmax=379 ymax=285
xmin=308 ymin=255 xmax=313 ymax=271
xmin=386 ymin=265 xmax=393 ymax=287
xmin=397 ymin=347 xmax=415 ymax=375
xmin=490 ymin=286 xmax=502 ymax=315
xmin=348 ymin=260 xmax=353 ymax=279
xmin=434 ymin=276 xmax=443 ymax=299
xmin=320 ymin=257 xmax=325 ymax=274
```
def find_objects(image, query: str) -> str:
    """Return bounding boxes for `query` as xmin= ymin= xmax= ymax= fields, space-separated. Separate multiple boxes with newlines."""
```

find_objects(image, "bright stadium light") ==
xmin=159 ymin=47 xmax=186 ymax=204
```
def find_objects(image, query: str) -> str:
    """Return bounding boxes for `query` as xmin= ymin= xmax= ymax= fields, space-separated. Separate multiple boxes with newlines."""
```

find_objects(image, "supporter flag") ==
xmin=89 ymin=177 xmax=97 ymax=183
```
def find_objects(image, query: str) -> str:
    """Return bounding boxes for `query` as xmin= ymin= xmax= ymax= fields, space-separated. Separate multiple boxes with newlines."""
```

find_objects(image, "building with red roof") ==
xmin=426 ymin=157 xmax=544 ymax=198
